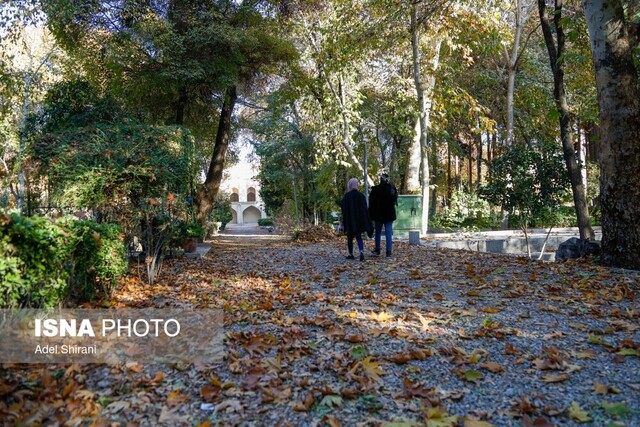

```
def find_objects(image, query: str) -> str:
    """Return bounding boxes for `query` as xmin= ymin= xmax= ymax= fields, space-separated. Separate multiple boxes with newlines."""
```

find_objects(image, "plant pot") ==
xmin=182 ymin=237 xmax=198 ymax=253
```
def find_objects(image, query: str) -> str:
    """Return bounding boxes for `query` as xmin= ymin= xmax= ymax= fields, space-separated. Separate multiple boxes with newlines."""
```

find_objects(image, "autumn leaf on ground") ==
xmin=322 ymin=415 xmax=342 ymax=427
xmin=381 ymin=419 xmax=421 ymax=427
xmin=463 ymin=419 xmax=494 ymax=427
xmin=344 ymin=334 xmax=365 ymax=343
xmin=214 ymin=399 xmax=243 ymax=414
xmin=480 ymin=361 xmax=504 ymax=373
xmin=567 ymin=401 xmax=591 ymax=422
xmin=370 ymin=311 xmax=394 ymax=323
xmin=520 ymin=415 xmax=556 ymax=427
xmin=600 ymin=401 xmax=632 ymax=418
xmin=292 ymin=391 xmax=315 ymax=412
xmin=362 ymin=356 xmax=385 ymax=382
xmin=510 ymin=395 xmax=538 ymax=416
xmin=387 ymin=349 xmax=431 ymax=364
xmin=402 ymin=378 xmax=437 ymax=401
xmin=106 ymin=400 xmax=131 ymax=413
xmin=454 ymin=369 xmax=483 ymax=384
xmin=541 ymin=373 xmax=570 ymax=383
xmin=320 ymin=394 xmax=344 ymax=408
xmin=617 ymin=348 xmax=640 ymax=357
xmin=158 ymin=405 xmax=190 ymax=423
xmin=573 ymin=349 xmax=596 ymax=359
xmin=423 ymin=406 xmax=458 ymax=427
xmin=166 ymin=390 xmax=189 ymax=407
xmin=415 ymin=312 xmax=433 ymax=331
xmin=592 ymin=382 xmax=621 ymax=395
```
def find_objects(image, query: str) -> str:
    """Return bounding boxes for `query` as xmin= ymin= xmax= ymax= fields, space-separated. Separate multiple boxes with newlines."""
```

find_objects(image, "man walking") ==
xmin=368 ymin=173 xmax=398 ymax=257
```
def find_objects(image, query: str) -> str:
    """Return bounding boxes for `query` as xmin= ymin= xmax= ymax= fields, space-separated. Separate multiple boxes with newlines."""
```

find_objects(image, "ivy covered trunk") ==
xmin=583 ymin=0 xmax=640 ymax=269
xmin=196 ymin=86 xmax=237 ymax=225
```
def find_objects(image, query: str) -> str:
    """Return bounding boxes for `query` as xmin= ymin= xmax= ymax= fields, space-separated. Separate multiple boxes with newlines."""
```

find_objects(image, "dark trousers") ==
xmin=347 ymin=232 xmax=364 ymax=255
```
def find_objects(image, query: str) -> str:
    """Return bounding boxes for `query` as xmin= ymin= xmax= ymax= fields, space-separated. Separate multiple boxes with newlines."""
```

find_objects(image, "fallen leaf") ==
xmin=617 ymin=348 xmax=640 ymax=357
xmin=541 ymin=373 xmax=570 ymax=383
xmin=214 ymin=399 xmax=243 ymax=414
xmin=423 ymin=406 xmax=458 ymax=427
xmin=166 ymin=390 xmax=189 ymax=407
xmin=600 ymin=401 xmax=631 ymax=418
xmin=479 ymin=307 xmax=501 ymax=314
xmin=387 ymin=349 xmax=430 ymax=364
xmin=520 ymin=415 xmax=556 ymax=427
xmin=158 ymin=406 xmax=190 ymax=423
xmin=320 ymin=394 xmax=343 ymax=408
xmin=464 ymin=419 xmax=494 ymax=427
xmin=480 ymin=361 xmax=504 ymax=373
xmin=362 ymin=356 xmax=384 ymax=382
xmin=107 ymin=400 xmax=131 ymax=413
xmin=369 ymin=311 xmax=394 ymax=323
xmin=292 ymin=391 xmax=314 ymax=412
xmin=322 ymin=415 xmax=341 ymax=427
xmin=567 ymin=401 xmax=591 ymax=422
xmin=592 ymin=382 xmax=621 ymax=395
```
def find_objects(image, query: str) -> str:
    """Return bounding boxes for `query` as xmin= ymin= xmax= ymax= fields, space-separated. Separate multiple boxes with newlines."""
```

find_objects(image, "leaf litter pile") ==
xmin=1 ymin=233 xmax=639 ymax=426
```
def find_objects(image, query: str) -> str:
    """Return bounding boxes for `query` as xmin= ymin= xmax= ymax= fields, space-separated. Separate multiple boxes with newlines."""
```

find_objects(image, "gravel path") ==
xmin=1 ymin=235 xmax=638 ymax=427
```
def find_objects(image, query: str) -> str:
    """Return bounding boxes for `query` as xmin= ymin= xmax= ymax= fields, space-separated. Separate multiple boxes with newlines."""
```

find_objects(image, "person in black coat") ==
xmin=368 ymin=173 xmax=398 ymax=257
xmin=341 ymin=178 xmax=372 ymax=261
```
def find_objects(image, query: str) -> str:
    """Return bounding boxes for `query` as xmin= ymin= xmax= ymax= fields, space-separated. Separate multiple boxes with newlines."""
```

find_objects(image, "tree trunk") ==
xmin=504 ymin=0 xmax=535 ymax=146
xmin=404 ymin=120 xmax=422 ymax=192
xmin=196 ymin=86 xmax=237 ymax=224
xmin=583 ymin=0 xmax=640 ymax=269
xmin=325 ymin=74 xmax=374 ymax=187
xmin=538 ymin=0 xmax=594 ymax=240
xmin=411 ymin=2 xmax=429 ymax=235
xmin=410 ymin=4 xmax=441 ymax=234
xmin=476 ymin=130 xmax=482 ymax=190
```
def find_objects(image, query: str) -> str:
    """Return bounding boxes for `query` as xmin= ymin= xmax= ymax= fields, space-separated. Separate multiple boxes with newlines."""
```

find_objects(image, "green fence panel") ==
xmin=395 ymin=195 xmax=422 ymax=232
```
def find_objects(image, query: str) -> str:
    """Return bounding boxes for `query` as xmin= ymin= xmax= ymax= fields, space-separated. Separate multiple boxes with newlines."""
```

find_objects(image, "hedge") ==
xmin=0 ymin=211 xmax=127 ymax=308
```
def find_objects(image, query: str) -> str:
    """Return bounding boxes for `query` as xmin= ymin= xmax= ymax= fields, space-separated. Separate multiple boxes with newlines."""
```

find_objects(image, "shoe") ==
xmin=359 ymin=252 xmax=365 ymax=261
xmin=386 ymin=251 xmax=392 ymax=257
xmin=371 ymin=249 xmax=380 ymax=256
xmin=346 ymin=255 xmax=355 ymax=260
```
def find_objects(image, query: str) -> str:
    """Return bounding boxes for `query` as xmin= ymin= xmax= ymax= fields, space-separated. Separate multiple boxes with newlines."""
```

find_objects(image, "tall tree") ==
xmin=44 ymin=0 xmax=295 ymax=224
xmin=582 ymin=0 xmax=640 ymax=269
xmin=410 ymin=0 xmax=441 ymax=234
xmin=537 ymin=0 xmax=594 ymax=240
xmin=503 ymin=0 xmax=536 ymax=145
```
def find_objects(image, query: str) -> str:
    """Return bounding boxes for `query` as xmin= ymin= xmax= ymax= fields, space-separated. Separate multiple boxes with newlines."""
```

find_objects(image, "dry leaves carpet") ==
xmin=1 ymin=230 xmax=639 ymax=427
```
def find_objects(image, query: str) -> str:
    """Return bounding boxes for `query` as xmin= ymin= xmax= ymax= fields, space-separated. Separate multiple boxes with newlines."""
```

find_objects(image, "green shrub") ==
xmin=0 ymin=211 xmax=127 ymax=308
xmin=258 ymin=218 xmax=274 ymax=226
xmin=0 ymin=211 xmax=71 ymax=308
xmin=66 ymin=220 xmax=128 ymax=301
xmin=173 ymin=220 xmax=205 ymax=239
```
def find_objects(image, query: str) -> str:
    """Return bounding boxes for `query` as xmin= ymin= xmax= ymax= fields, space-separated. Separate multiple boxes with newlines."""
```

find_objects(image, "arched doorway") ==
xmin=229 ymin=207 xmax=238 ymax=224
xmin=242 ymin=206 xmax=261 ymax=224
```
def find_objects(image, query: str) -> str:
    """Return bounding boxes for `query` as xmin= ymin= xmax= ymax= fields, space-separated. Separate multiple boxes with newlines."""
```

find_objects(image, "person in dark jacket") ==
xmin=341 ymin=178 xmax=372 ymax=261
xmin=368 ymin=173 xmax=398 ymax=257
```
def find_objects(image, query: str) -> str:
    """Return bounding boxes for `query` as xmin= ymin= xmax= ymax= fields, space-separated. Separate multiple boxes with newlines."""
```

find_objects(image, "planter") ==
xmin=182 ymin=237 xmax=198 ymax=253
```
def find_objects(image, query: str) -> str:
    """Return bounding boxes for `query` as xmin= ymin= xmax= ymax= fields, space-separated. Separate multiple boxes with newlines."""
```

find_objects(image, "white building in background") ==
xmin=220 ymin=160 xmax=267 ymax=226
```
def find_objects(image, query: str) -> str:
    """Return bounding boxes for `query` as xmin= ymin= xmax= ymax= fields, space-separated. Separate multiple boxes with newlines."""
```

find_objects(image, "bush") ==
xmin=258 ymin=218 xmax=274 ymax=226
xmin=66 ymin=220 xmax=128 ymax=300
xmin=173 ymin=220 xmax=205 ymax=239
xmin=0 ymin=211 xmax=71 ymax=308
xmin=0 ymin=211 xmax=127 ymax=308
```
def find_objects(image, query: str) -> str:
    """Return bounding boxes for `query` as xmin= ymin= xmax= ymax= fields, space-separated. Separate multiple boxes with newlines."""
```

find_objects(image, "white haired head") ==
xmin=347 ymin=178 xmax=359 ymax=191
